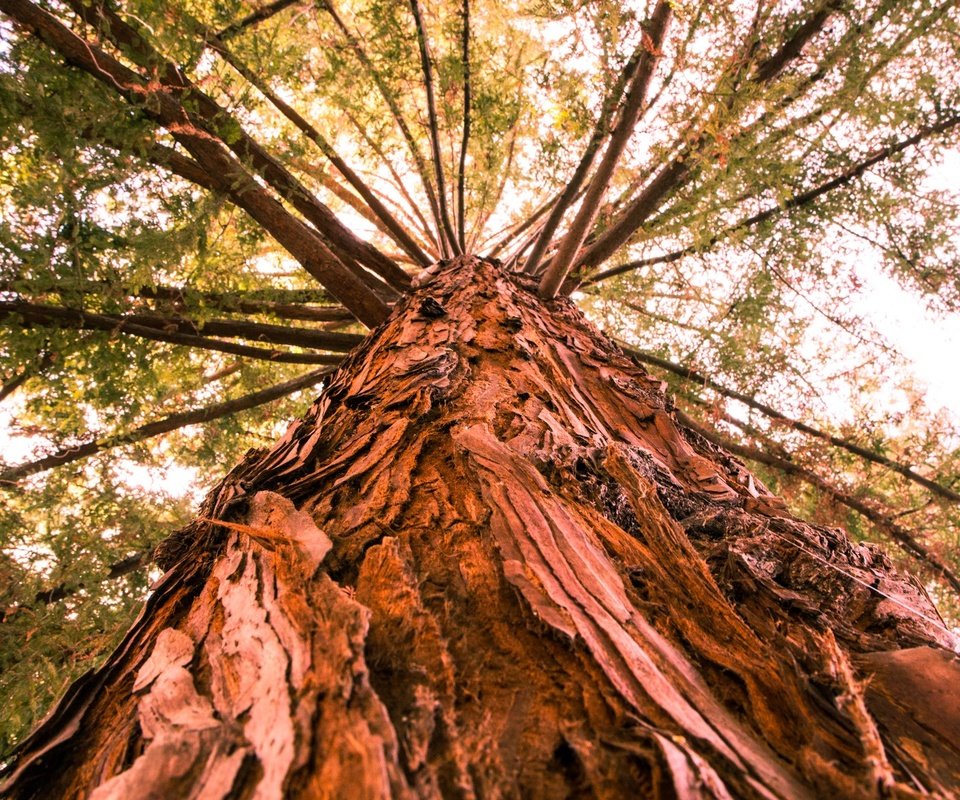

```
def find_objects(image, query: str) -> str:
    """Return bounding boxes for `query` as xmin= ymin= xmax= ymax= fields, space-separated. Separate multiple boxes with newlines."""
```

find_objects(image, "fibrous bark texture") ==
xmin=4 ymin=258 xmax=958 ymax=798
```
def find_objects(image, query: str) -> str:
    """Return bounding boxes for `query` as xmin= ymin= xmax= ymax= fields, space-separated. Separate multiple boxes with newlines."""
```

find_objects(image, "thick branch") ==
xmin=1 ymin=300 xmax=346 ymax=364
xmin=68 ymin=0 xmax=408 ymax=297
xmin=571 ymin=157 xmax=689 ymax=278
xmin=190 ymin=299 xmax=354 ymax=324
xmin=3 ymin=0 xmax=391 ymax=325
xmin=142 ymin=138 xmax=420 ymax=281
xmin=575 ymin=0 xmax=842 ymax=275
xmin=145 ymin=142 xmax=220 ymax=190
xmin=753 ymin=0 xmax=841 ymax=84
xmin=625 ymin=345 xmax=960 ymax=505
xmin=538 ymin=0 xmax=672 ymax=299
xmin=2 ymin=279 xmax=351 ymax=321
xmin=409 ymin=0 xmax=461 ymax=256
xmin=523 ymin=24 xmax=662 ymax=276
xmin=114 ymin=311 xmax=362 ymax=350
xmin=0 ymin=366 xmax=336 ymax=484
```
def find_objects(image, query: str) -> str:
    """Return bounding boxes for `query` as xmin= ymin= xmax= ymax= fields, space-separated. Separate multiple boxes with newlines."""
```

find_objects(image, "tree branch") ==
xmin=67 ymin=0 xmax=407 ymax=299
xmin=469 ymin=116 xmax=522 ymax=253
xmin=567 ymin=157 xmax=689 ymax=282
xmin=137 ymin=136 xmax=422 ymax=284
xmin=216 ymin=0 xmax=301 ymax=41
xmin=339 ymin=106 xmax=440 ymax=252
xmin=482 ymin=189 xmax=557 ymax=259
xmin=0 ymin=351 xmax=53 ymax=404
xmin=201 ymin=28 xmax=429 ymax=269
xmin=0 ymin=549 xmax=154 ymax=622
xmin=574 ymin=0 xmax=843 ymax=276
xmin=2 ymin=279 xmax=349 ymax=318
xmin=130 ymin=135 xmax=420 ymax=282
xmin=408 ymin=0 xmax=461 ymax=256
xmin=1 ymin=300 xmax=347 ymax=364
xmin=321 ymin=0 xmax=447 ymax=255
xmin=623 ymin=344 xmax=960 ymax=505
xmin=752 ymin=0 xmax=841 ymax=85
xmin=538 ymin=0 xmax=672 ymax=299
xmin=586 ymin=112 xmax=960 ymax=285
xmin=0 ymin=366 xmax=337 ymax=484
xmin=456 ymin=0 xmax=471 ymax=253
xmin=3 ymin=0 xmax=393 ymax=325
xmin=523 ymin=21 xmax=663 ymax=276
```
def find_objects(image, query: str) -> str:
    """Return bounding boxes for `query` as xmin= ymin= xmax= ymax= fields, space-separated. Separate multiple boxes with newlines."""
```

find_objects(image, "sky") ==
xmin=855 ymin=147 xmax=960 ymax=417
xmin=859 ymin=268 xmax=960 ymax=416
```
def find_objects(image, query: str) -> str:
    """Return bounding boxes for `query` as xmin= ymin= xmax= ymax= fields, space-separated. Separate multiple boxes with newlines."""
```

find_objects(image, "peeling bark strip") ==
xmin=4 ymin=258 xmax=959 ymax=798
xmin=85 ymin=493 xmax=406 ymax=800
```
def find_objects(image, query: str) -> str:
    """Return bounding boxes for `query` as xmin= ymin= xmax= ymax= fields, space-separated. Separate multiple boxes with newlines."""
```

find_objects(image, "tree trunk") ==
xmin=3 ymin=258 xmax=958 ymax=799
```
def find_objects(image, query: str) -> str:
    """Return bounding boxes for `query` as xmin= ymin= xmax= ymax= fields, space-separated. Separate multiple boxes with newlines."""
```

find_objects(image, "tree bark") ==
xmin=3 ymin=258 xmax=958 ymax=799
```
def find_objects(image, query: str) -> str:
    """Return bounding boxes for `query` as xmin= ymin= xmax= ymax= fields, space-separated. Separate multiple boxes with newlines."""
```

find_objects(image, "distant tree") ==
xmin=1 ymin=0 xmax=959 ymax=795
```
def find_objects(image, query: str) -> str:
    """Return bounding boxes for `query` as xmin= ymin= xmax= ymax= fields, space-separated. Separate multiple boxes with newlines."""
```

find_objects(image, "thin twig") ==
xmin=0 ymin=367 xmax=337 ymax=484
xmin=457 ymin=0 xmax=471 ymax=252
xmin=217 ymin=0 xmax=300 ymax=41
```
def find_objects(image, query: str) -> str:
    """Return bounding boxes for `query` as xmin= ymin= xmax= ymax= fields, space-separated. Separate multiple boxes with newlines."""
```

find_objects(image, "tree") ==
xmin=1 ymin=0 xmax=959 ymax=795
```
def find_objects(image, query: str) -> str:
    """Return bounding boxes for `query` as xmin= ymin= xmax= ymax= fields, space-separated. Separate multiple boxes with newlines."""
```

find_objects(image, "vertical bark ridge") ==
xmin=4 ymin=258 xmax=958 ymax=798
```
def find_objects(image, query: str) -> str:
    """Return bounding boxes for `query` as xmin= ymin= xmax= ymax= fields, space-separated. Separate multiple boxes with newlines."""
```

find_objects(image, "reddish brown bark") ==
xmin=3 ymin=259 xmax=957 ymax=798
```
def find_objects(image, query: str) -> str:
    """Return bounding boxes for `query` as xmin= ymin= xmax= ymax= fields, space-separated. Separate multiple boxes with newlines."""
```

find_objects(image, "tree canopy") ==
xmin=1 ymin=0 xmax=959 ymax=754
